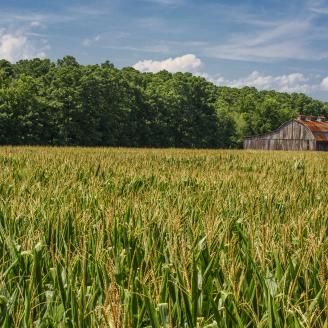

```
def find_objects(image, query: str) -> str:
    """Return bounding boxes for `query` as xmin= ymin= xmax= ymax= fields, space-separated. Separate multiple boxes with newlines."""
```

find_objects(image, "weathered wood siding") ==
xmin=244 ymin=120 xmax=316 ymax=151
xmin=317 ymin=142 xmax=328 ymax=151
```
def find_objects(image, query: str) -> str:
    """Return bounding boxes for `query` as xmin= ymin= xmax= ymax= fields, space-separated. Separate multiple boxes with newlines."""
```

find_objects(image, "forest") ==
xmin=0 ymin=56 xmax=327 ymax=148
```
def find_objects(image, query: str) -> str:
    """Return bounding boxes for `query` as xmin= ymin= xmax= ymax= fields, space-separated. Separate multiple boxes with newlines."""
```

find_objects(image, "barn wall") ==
xmin=244 ymin=120 xmax=316 ymax=151
xmin=243 ymin=139 xmax=316 ymax=151
xmin=316 ymin=142 xmax=328 ymax=151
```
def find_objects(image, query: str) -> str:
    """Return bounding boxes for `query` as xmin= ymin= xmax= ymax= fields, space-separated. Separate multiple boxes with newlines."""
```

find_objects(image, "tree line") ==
xmin=0 ymin=56 xmax=327 ymax=148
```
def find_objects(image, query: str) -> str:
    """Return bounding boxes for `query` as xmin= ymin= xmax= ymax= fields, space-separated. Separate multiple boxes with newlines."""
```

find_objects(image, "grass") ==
xmin=0 ymin=147 xmax=327 ymax=327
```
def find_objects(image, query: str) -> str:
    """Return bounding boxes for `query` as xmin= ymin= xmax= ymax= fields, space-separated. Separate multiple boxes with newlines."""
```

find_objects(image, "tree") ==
xmin=0 ymin=60 xmax=14 ymax=78
xmin=0 ymin=56 xmax=326 ymax=147
xmin=14 ymin=58 xmax=52 ymax=78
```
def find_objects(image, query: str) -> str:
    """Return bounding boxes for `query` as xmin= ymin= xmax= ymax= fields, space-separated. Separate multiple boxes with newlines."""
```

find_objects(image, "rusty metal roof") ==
xmin=297 ymin=119 xmax=328 ymax=142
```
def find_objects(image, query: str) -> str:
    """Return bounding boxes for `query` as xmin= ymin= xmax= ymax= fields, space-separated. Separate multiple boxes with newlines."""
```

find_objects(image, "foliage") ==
xmin=0 ymin=57 xmax=327 ymax=147
xmin=0 ymin=147 xmax=327 ymax=327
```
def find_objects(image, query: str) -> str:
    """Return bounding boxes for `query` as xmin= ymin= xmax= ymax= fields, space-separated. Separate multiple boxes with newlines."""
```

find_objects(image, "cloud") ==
xmin=231 ymin=72 xmax=314 ymax=93
xmin=0 ymin=27 xmax=49 ymax=62
xmin=309 ymin=0 xmax=328 ymax=15
xmin=108 ymin=44 xmax=171 ymax=53
xmin=133 ymin=54 xmax=202 ymax=73
xmin=133 ymin=53 xmax=321 ymax=94
xmin=201 ymin=71 xmax=319 ymax=94
xmin=82 ymin=34 xmax=171 ymax=53
xmin=142 ymin=0 xmax=184 ymax=6
xmin=0 ymin=11 xmax=75 ymax=25
xmin=137 ymin=17 xmax=166 ymax=29
xmin=310 ymin=7 xmax=328 ymax=14
xmin=0 ymin=4 xmax=109 ymax=27
xmin=203 ymin=18 xmax=323 ymax=62
xmin=201 ymin=1 xmax=328 ymax=63
xmin=65 ymin=4 xmax=111 ymax=17
xmin=82 ymin=37 xmax=205 ymax=55
xmin=82 ymin=35 xmax=101 ymax=47
xmin=30 ymin=21 xmax=42 ymax=28
xmin=320 ymin=77 xmax=328 ymax=90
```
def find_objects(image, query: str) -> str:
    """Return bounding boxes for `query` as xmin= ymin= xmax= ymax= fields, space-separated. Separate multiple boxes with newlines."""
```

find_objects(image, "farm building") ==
xmin=244 ymin=115 xmax=328 ymax=151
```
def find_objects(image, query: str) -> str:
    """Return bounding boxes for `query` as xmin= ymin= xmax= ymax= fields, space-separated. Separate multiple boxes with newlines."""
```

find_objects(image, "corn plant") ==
xmin=0 ymin=147 xmax=327 ymax=327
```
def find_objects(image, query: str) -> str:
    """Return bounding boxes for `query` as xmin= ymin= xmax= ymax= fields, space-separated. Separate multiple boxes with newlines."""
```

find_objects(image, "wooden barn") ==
xmin=244 ymin=115 xmax=328 ymax=151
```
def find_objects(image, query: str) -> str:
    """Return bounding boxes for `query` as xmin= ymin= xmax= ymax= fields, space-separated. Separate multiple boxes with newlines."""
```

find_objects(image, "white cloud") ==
xmin=82 ymin=35 xmax=101 ymax=47
xmin=201 ymin=71 xmax=319 ymax=94
xmin=30 ymin=21 xmax=42 ymax=27
xmin=320 ymin=77 xmax=328 ymax=90
xmin=133 ymin=53 xmax=320 ymax=94
xmin=203 ymin=17 xmax=328 ymax=62
xmin=109 ymin=44 xmax=171 ymax=53
xmin=137 ymin=17 xmax=166 ymax=29
xmin=82 ymin=32 xmax=132 ymax=48
xmin=310 ymin=2 xmax=328 ymax=15
xmin=0 ymin=25 xmax=49 ymax=62
xmin=142 ymin=0 xmax=184 ymax=6
xmin=133 ymin=54 xmax=202 ymax=73
xmin=231 ymin=72 xmax=313 ymax=93
xmin=310 ymin=7 xmax=328 ymax=14
xmin=66 ymin=5 xmax=109 ymax=16
xmin=0 ymin=11 xmax=75 ymax=25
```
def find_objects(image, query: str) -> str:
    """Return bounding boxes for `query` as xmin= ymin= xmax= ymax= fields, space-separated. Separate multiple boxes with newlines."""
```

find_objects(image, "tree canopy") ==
xmin=0 ymin=56 xmax=327 ymax=148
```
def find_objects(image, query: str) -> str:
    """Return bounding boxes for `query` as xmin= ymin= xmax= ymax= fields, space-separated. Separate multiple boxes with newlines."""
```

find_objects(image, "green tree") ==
xmin=0 ymin=56 xmax=327 ymax=147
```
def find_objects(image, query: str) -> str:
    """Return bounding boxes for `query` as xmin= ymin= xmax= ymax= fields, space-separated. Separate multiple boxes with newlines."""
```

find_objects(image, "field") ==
xmin=0 ymin=147 xmax=327 ymax=327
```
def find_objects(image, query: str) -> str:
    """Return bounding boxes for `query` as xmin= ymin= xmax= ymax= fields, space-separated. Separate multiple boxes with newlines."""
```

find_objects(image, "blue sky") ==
xmin=1 ymin=0 xmax=328 ymax=99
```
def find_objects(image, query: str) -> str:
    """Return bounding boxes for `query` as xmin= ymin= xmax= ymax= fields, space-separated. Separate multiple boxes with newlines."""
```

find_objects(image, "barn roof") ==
xmin=297 ymin=119 xmax=328 ymax=142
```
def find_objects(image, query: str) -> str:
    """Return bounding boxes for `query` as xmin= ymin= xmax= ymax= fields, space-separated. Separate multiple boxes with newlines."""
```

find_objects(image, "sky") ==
xmin=1 ymin=0 xmax=328 ymax=100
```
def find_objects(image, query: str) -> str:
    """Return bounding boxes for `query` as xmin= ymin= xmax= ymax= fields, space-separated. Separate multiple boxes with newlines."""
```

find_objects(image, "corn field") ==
xmin=0 ymin=147 xmax=327 ymax=327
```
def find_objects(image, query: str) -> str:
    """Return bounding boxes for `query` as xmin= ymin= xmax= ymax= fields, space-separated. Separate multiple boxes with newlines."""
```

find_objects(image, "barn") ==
xmin=244 ymin=115 xmax=328 ymax=151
